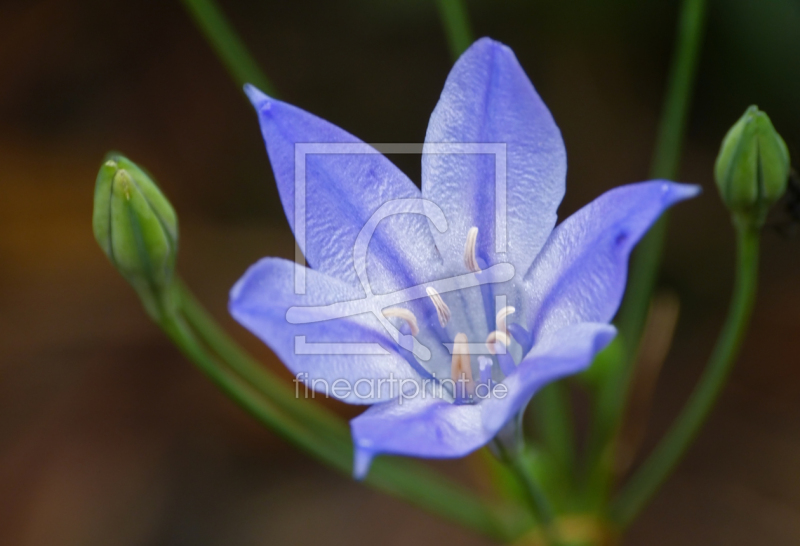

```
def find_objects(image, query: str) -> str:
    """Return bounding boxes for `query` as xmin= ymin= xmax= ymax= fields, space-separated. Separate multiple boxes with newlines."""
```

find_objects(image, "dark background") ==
xmin=2 ymin=0 xmax=800 ymax=544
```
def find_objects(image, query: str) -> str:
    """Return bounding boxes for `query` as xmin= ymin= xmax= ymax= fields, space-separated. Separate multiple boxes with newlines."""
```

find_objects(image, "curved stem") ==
xmin=435 ymin=0 xmax=473 ymax=60
xmin=617 ymin=0 xmax=708 ymax=361
xmin=178 ymin=0 xmax=277 ymax=95
xmin=586 ymin=0 xmax=709 ymax=505
xmin=176 ymin=280 xmax=347 ymax=445
xmin=610 ymin=222 xmax=760 ymax=527
xmin=161 ymin=314 xmax=349 ymax=468
xmin=170 ymin=281 xmax=520 ymax=541
xmin=532 ymin=382 xmax=575 ymax=493
xmin=496 ymin=441 xmax=561 ymax=546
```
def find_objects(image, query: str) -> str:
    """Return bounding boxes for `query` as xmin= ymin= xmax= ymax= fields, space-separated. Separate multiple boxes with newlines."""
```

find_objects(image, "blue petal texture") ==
xmin=522 ymin=181 xmax=700 ymax=340
xmin=230 ymin=258 xmax=422 ymax=404
xmin=422 ymin=38 xmax=566 ymax=274
xmin=351 ymin=322 xmax=616 ymax=478
xmin=245 ymin=85 xmax=444 ymax=296
xmin=233 ymin=39 xmax=702 ymax=480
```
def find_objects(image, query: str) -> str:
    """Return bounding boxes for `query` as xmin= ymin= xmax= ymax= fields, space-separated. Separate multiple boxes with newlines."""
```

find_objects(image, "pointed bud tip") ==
xmin=92 ymin=153 xmax=179 ymax=320
xmin=113 ymin=169 xmax=133 ymax=199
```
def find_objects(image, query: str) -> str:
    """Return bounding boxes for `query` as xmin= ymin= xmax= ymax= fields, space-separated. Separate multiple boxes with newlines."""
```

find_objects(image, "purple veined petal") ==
xmin=522 ymin=181 xmax=700 ymax=340
xmin=229 ymin=257 xmax=424 ymax=405
xmin=351 ymin=322 xmax=615 ymax=478
xmin=422 ymin=37 xmax=566 ymax=275
xmin=481 ymin=322 xmax=617 ymax=432
xmin=351 ymin=395 xmax=483 ymax=479
xmin=245 ymin=85 xmax=444 ymax=295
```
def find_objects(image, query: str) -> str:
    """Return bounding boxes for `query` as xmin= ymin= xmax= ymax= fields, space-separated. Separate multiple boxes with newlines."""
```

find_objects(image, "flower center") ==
xmin=382 ymin=226 xmax=523 ymax=403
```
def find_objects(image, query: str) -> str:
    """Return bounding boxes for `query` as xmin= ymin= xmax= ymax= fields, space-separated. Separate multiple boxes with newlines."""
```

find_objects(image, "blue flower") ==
xmin=230 ymin=38 xmax=699 ymax=479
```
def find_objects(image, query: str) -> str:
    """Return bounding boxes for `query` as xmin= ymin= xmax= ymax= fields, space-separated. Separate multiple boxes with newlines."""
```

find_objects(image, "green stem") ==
xmin=533 ymin=382 xmax=575 ymax=493
xmin=435 ymin=0 xmax=473 ymax=60
xmin=584 ymin=0 xmax=709 ymax=505
xmin=617 ymin=0 xmax=708 ymax=361
xmin=610 ymin=221 xmax=760 ymax=527
xmin=161 ymin=313 xmax=351 ymax=469
xmin=170 ymin=281 xmax=520 ymax=541
xmin=176 ymin=280 xmax=347 ymax=445
xmin=178 ymin=0 xmax=277 ymax=95
xmin=649 ymin=0 xmax=709 ymax=182
xmin=497 ymin=442 xmax=561 ymax=545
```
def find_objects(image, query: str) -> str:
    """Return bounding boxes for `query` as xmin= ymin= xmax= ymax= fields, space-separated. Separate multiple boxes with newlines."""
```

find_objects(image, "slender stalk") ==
xmin=532 ymin=382 xmax=575 ymax=493
xmin=617 ymin=0 xmax=708 ymax=361
xmin=161 ymin=314 xmax=351 ymax=469
xmin=513 ymin=459 xmax=561 ymax=545
xmin=169 ymin=281 xmax=520 ymax=541
xmin=176 ymin=281 xmax=348 ymax=445
xmin=584 ymin=0 xmax=709 ymax=505
xmin=611 ymin=222 xmax=760 ymax=527
xmin=435 ymin=0 xmax=473 ymax=60
xmin=495 ymin=441 xmax=561 ymax=546
xmin=178 ymin=0 xmax=277 ymax=95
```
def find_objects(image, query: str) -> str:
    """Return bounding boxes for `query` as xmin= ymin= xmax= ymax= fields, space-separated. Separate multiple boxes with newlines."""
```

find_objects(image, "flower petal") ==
xmin=481 ymin=322 xmax=616 ymax=432
xmin=422 ymin=37 xmax=566 ymax=274
xmin=229 ymin=257 xmax=423 ymax=404
xmin=522 ymin=181 xmax=700 ymax=338
xmin=351 ymin=322 xmax=614 ymax=477
xmin=351 ymin=395 xmax=482 ymax=479
xmin=245 ymin=85 xmax=443 ymax=294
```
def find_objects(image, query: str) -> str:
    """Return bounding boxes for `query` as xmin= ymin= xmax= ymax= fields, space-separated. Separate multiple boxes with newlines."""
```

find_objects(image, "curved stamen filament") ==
xmin=463 ymin=226 xmax=481 ymax=273
xmin=381 ymin=307 xmax=419 ymax=336
xmin=426 ymin=286 xmax=451 ymax=327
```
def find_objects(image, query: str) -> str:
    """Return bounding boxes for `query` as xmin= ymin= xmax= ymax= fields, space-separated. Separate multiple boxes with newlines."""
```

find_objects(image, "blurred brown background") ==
xmin=1 ymin=0 xmax=800 ymax=544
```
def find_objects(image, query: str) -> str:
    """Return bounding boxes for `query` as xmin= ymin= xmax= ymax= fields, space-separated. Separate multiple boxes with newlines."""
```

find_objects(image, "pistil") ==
xmin=451 ymin=333 xmax=474 ymax=403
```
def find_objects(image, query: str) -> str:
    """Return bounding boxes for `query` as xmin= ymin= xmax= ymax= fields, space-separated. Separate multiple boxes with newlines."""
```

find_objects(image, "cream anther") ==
xmin=381 ymin=307 xmax=419 ymax=336
xmin=463 ymin=226 xmax=481 ymax=273
xmin=425 ymin=286 xmax=451 ymax=327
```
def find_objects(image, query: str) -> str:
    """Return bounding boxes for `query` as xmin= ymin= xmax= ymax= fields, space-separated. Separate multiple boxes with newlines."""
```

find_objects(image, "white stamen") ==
xmin=463 ymin=226 xmax=481 ymax=273
xmin=451 ymin=333 xmax=474 ymax=398
xmin=381 ymin=307 xmax=419 ymax=336
xmin=485 ymin=330 xmax=511 ymax=355
xmin=496 ymin=306 xmax=516 ymax=333
xmin=426 ymin=286 xmax=451 ymax=327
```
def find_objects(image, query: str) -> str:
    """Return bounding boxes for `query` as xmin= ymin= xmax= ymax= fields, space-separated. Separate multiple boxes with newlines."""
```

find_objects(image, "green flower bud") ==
xmin=93 ymin=153 xmax=179 ymax=320
xmin=714 ymin=105 xmax=790 ymax=227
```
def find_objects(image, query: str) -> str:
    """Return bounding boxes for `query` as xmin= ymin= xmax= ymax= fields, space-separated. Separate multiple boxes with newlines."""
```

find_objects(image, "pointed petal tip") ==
xmin=353 ymin=445 xmax=375 ymax=481
xmin=461 ymin=36 xmax=513 ymax=62
xmin=657 ymin=180 xmax=703 ymax=202
xmin=243 ymin=84 xmax=273 ymax=112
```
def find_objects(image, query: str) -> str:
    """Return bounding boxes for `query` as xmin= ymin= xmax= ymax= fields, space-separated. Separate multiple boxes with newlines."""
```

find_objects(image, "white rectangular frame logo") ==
xmin=293 ymin=142 xmax=508 ymax=295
